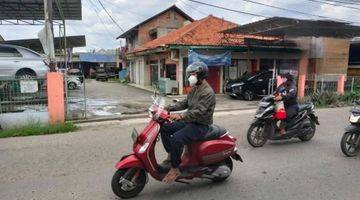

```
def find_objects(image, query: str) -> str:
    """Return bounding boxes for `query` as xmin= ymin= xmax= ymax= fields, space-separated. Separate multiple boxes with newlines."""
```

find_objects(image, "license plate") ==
xmin=131 ymin=128 xmax=138 ymax=143
xmin=349 ymin=115 xmax=360 ymax=123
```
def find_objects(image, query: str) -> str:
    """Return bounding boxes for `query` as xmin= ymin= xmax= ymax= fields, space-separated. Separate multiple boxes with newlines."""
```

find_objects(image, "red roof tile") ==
xmin=132 ymin=15 xmax=239 ymax=52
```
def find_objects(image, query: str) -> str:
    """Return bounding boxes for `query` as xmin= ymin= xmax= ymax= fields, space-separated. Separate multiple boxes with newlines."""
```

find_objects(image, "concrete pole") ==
xmin=44 ymin=0 xmax=56 ymax=71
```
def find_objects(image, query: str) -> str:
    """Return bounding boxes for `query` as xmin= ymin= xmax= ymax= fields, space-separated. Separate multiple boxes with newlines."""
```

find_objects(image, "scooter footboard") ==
xmin=115 ymin=154 xmax=144 ymax=169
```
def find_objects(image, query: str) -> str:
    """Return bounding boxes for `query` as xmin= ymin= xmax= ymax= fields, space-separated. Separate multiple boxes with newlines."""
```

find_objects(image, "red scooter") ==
xmin=111 ymin=95 xmax=243 ymax=199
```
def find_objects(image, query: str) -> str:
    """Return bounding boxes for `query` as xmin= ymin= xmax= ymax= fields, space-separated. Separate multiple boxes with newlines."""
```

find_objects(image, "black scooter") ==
xmin=340 ymin=100 xmax=360 ymax=157
xmin=247 ymin=95 xmax=320 ymax=147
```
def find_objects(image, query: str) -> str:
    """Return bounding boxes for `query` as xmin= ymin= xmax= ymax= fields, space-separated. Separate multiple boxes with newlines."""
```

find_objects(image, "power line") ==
xmin=87 ymin=0 xmax=116 ymax=38
xmin=324 ymin=0 xmax=360 ymax=5
xmin=101 ymin=0 xmax=149 ymax=18
xmin=187 ymin=0 xmax=268 ymax=18
xmin=178 ymin=0 xmax=208 ymax=16
xmin=240 ymin=0 xmax=354 ymax=22
xmin=306 ymin=0 xmax=360 ymax=10
xmin=96 ymin=0 xmax=125 ymax=32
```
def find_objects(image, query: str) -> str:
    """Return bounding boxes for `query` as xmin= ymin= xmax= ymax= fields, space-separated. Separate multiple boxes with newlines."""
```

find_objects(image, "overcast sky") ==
xmin=0 ymin=0 xmax=359 ymax=52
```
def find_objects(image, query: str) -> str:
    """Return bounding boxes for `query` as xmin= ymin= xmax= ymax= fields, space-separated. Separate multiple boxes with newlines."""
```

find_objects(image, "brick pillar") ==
xmin=337 ymin=74 xmax=345 ymax=95
xmin=47 ymin=72 xmax=65 ymax=124
xmin=298 ymin=74 xmax=306 ymax=100
xmin=297 ymin=51 xmax=309 ymax=100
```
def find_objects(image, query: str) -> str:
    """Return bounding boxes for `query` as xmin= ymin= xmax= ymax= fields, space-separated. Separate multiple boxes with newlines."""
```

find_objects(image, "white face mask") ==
xmin=188 ymin=75 xmax=198 ymax=87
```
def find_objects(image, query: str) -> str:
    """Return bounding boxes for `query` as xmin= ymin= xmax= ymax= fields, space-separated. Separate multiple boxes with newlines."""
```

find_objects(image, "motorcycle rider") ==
xmin=161 ymin=61 xmax=216 ymax=183
xmin=275 ymin=73 xmax=298 ymax=135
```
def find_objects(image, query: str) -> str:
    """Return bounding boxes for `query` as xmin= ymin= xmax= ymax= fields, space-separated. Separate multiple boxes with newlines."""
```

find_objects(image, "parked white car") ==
xmin=67 ymin=76 xmax=82 ymax=90
xmin=0 ymin=44 xmax=49 ymax=78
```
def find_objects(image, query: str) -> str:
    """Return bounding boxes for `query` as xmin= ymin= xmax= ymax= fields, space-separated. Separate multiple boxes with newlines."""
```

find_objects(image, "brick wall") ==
xmin=137 ymin=10 xmax=189 ymax=46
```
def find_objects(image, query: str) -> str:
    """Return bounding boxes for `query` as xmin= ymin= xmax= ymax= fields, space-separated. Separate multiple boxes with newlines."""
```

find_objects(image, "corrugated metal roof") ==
xmin=223 ymin=17 xmax=360 ymax=38
xmin=0 ymin=0 xmax=82 ymax=20
xmin=0 ymin=35 xmax=86 ymax=52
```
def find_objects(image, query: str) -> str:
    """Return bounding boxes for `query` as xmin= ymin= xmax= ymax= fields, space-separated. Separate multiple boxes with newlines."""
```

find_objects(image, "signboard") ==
xmin=188 ymin=49 xmax=232 ymax=67
xmin=20 ymin=80 xmax=38 ymax=93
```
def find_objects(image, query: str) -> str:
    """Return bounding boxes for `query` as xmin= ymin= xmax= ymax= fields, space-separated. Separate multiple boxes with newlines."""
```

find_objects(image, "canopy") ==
xmin=79 ymin=53 xmax=116 ymax=63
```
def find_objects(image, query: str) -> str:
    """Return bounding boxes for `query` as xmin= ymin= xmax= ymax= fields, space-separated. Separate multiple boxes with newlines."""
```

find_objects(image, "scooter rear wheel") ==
xmin=341 ymin=132 xmax=360 ymax=157
xmin=111 ymin=168 xmax=147 ymax=199
xmin=211 ymin=158 xmax=233 ymax=182
xmin=247 ymin=123 xmax=267 ymax=147
xmin=298 ymin=120 xmax=316 ymax=141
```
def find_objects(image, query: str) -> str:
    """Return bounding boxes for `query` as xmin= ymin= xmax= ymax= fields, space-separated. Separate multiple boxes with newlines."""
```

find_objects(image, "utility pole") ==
xmin=44 ymin=0 xmax=56 ymax=71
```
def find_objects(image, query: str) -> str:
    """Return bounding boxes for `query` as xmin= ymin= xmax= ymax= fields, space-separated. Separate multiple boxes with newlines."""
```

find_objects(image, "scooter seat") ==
xmin=298 ymin=103 xmax=313 ymax=112
xmin=201 ymin=124 xmax=227 ymax=141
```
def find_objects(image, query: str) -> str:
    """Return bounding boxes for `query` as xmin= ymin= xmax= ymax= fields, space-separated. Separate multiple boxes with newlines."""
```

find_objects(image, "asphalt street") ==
xmin=0 ymin=107 xmax=359 ymax=200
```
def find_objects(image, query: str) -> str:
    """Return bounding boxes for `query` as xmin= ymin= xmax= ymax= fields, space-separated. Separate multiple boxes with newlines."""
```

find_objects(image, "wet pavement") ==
xmin=66 ymin=79 xmax=257 ymax=120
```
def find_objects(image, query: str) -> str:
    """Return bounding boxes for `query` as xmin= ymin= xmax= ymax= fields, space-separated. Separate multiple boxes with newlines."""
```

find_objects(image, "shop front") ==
xmin=185 ymin=49 xmax=231 ymax=94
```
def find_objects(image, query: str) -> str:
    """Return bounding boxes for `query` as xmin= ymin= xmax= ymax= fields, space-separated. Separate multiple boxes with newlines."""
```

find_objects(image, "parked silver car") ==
xmin=0 ymin=44 xmax=49 ymax=78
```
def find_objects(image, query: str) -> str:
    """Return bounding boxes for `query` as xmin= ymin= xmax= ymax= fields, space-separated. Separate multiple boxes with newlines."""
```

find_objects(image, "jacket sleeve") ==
xmin=166 ymin=98 xmax=188 ymax=111
xmin=181 ymin=92 xmax=215 ymax=121
xmin=281 ymin=85 xmax=297 ymax=101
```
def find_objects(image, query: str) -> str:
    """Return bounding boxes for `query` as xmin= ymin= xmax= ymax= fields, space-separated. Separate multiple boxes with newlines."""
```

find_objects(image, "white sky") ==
xmin=0 ymin=0 xmax=359 ymax=52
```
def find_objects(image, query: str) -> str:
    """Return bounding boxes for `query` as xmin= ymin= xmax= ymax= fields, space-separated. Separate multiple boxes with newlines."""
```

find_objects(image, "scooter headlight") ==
xmin=349 ymin=114 xmax=360 ymax=123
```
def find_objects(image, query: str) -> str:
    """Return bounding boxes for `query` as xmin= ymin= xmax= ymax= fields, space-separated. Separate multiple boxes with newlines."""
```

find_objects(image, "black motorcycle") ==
xmin=340 ymin=100 xmax=360 ymax=157
xmin=247 ymin=95 xmax=320 ymax=147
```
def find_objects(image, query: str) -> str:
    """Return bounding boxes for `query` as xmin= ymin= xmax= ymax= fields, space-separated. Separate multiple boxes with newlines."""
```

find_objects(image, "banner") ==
xmin=188 ymin=49 xmax=231 ymax=67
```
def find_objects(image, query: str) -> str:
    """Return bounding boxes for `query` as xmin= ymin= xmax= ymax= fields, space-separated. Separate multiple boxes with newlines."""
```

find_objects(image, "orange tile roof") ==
xmin=133 ymin=15 xmax=239 ymax=53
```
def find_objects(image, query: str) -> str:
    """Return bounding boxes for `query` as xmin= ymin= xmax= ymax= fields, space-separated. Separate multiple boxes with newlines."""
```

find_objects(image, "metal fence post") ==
xmin=351 ymin=77 xmax=355 ymax=92
xmin=321 ymin=77 xmax=324 ymax=92
xmin=83 ymin=75 xmax=87 ymax=119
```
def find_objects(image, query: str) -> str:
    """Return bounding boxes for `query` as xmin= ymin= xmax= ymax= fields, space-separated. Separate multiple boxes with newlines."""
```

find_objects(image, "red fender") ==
xmin=115 ymin=154 xmax=144 ymax=169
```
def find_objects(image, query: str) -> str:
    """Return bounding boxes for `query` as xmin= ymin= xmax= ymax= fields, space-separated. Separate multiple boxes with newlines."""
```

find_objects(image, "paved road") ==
xmin=67 ymin=80 xmax=256 ymax=119
xmin=1 ymin=107 xmax=359 ymax=200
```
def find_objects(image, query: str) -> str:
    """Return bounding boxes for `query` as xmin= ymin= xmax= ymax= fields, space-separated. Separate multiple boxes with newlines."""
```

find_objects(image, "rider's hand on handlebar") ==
xmin=170 ymin=113 xmax=182 ymax=121
xmin=274 ymin=95 xmax=283 ymax=101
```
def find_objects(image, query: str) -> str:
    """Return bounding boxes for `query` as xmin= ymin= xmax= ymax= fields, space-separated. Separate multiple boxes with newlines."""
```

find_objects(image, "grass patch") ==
xmin=0 ymin=122 xmax=77 ymax=138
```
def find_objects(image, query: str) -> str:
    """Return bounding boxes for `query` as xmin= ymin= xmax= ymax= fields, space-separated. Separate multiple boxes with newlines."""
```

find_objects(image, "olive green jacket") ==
xmin=167 ymin=81 xmax=216 ymax=125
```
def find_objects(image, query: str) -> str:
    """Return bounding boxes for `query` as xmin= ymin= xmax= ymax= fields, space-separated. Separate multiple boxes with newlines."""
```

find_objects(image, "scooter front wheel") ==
xmin=247 ymin=122 xmax=267 ymax=147
xmin=341 ymin=132 xmax=360 ymax=157
xmin=111 ymin=168 xmax=147 ymax=199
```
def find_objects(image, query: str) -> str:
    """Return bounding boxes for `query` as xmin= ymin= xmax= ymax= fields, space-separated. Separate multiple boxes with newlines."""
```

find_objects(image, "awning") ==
xmin=188 ymin=49 xmax=231 ymax=67
xmin=0 ymin=35 xmax=86 ymax=53
xmin=0 ymin=0 xmax=82 ymax=21
xmin=79 ymin=53 xmax=116 ymax=63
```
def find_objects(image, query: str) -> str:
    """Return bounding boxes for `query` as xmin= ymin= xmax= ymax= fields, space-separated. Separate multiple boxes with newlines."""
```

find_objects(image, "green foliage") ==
xmin=309 ymin=91 xmax=341 ymax=107
xmin=304 ymin=89 xmax=360 ymax=108
xmin=340 ymin=90 xmax=360 ymax=104
xmin=0 ymin=122 xmax=77 ymax=138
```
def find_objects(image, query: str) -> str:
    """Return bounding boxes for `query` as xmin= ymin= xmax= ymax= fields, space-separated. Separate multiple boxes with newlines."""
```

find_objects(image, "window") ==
xmin=224 ymin=59 xmax=249 ymax=80
xmin=166 ymin=64 xmax=176 ymax=80
xmin=149 ymin=29 xmax=157 ymax=40
xmin=0 ymin=47 xmax=22 ymax=57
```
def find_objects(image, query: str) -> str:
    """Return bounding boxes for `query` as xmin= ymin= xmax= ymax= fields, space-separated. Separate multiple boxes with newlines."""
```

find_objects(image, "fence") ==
xmin=304 ymin=74 xmax=341 ymax=96
xmin=303 ymin=74 xmax=360 ymax=97
xmin=345 ymin=76 xmax=360 ymax=92
xmin=64 ymin=75 xmax=87 ymax=120
xmin=0 ymin=77 xmax=47 ymax=113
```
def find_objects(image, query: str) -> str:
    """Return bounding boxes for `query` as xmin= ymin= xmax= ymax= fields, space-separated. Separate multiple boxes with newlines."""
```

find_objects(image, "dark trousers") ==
xmin=160 ymin=121 xmax=209 ymax=168
xmin=280 ymin=104 xmax=299 ymax=129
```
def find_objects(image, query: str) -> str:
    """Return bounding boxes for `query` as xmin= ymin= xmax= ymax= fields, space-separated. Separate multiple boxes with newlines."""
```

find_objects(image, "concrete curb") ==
xmin=71 ymin=106 xmax=257 ymax=124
